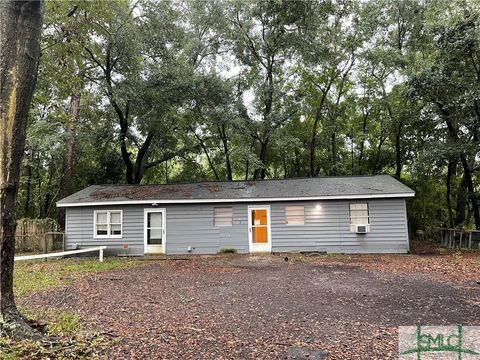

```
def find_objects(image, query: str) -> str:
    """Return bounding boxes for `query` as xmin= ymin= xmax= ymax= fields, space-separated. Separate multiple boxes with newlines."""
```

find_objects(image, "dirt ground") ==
xmin=22 ymin=253 xmax=480 ymax=359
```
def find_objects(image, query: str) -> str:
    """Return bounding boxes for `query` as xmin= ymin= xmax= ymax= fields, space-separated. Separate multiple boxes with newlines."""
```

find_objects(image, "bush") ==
xmin=218 ymin=248 xmax=237 ymax=254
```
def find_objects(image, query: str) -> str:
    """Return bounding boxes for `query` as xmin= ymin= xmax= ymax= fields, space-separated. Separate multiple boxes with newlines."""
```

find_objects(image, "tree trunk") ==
xmin=24 ymin=157 xmax=32 ymax=218
xmin=253 ymin=139 xmax=269 ymax=180
xmin=330 ymin=130 xmax=337 ymax=176
xmin=0 ymin=0 xmax=43 ymax=338
xmin=394 ymin=122 xmax=402 ymax=179
xmin=459 ymin=154 xmax=480 ymax=229
xmin=190 ymin=126 xmax=219 ymax=180
xmin=309 ymin=119 xmax=319 ymax=177
xmin=164 ymin=161 xmax=169 ymax=183
xmin=245 ymin=139 xmax=255 ymax=180
xmin=294 ymin=149 xmax=301 ymax=177
xmin=358 ymin=103 xmax=370 ymax=175
xmin=35 ymin=151 xmax=42 ymax=217
xmin=327 ymin=68 xmax=351 ymax=177
xmin=309 ymin=74 xmax=342 ymax=178
xmin=350 ymin=135 xmax=354 ymax=175
xmin=446 ymin=156 xmax=455 ymax=228
xmin=253 ymin=57 xmax=274 ymax=181
xmin=309 ymin=88 xmax=330 ymax=177
xmin=131 ymin=132 xmax=153 ymax=185
xmin=437 ymin=102 xmax=480 ymax=229
xmin=218 ymin=123 xmax=232 ymax=181
xmin=379 ymin=82 xmax=403 ymax=179
xmin=42 ymin=163 xmax=54 ymax=217
xmin=92 ymin=44 xmax=135 ymax=184
xmin=224 ymin=144 xmax=233 ymax=181
xmin=374 ymin=135 xmax=386 ymax=174
xmin=58 ymin=93 xmax=80 ymax=229
xmin=455 ymin=176 xmax=468 ymax=227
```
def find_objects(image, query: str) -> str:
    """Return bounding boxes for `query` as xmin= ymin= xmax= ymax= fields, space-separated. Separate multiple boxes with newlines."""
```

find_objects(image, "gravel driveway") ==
xmin=25 ymin=255 xmax=480 ymax=359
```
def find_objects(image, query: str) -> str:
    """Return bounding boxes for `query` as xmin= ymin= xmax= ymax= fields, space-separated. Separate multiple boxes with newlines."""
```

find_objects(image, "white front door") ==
xmin=248 ymin=206 xmax=272 ymax=253
xmin=144 ymin=209 xmax=166 ymax=254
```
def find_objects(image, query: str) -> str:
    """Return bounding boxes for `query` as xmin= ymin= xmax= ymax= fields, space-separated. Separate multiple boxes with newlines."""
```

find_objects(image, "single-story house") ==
xmin=56 ymin=175 xmax=415 ymax=256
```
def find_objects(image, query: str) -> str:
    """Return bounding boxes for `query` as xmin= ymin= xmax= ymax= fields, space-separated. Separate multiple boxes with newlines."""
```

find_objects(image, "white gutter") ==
xmin=57 ymin=192 xmax=415 ymax=208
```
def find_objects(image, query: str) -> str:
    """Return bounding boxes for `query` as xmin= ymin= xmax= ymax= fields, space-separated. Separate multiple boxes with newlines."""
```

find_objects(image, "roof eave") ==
xmin=56 ymin=192 xmax=415 ymax=208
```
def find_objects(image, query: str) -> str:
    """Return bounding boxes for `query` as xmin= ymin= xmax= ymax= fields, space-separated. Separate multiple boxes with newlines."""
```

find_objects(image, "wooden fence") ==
xmin=15 ymin=218 xmax=63 ymax=253
xmin=431 ymin=228 xmax=480 ymax=250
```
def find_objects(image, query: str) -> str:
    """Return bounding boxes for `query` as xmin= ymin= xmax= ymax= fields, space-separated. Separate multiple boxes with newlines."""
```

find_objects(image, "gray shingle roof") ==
xmin=57 ymin=176 xmax=414 ymax=206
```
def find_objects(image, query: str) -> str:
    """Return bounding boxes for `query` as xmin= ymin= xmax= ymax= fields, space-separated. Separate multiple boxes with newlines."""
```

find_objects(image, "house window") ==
xmin=285 ymin=205 xmax=305 ymax=225
xmin=94 ymin=210 xmax=122 ymax=238
xmin=214 ymin=207 xmax=233 ymax=227
xmin=349 ymin=203 xmax=369 ymax=225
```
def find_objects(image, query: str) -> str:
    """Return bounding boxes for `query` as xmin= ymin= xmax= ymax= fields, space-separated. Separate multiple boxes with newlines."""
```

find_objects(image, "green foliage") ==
xmin=218 ymin=248 xmax=238 ymax=254
xmin=19 ymin=0 xmax=480 ymax=232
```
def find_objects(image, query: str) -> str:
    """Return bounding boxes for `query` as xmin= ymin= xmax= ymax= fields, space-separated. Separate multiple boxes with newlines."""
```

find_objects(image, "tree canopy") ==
xmin=21 ymin=0 xmax=480 ymax=232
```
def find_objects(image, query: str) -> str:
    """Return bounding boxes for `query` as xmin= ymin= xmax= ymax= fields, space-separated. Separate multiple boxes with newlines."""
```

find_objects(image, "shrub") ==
xmin=218 ymin=248 xmax=237 ymax=254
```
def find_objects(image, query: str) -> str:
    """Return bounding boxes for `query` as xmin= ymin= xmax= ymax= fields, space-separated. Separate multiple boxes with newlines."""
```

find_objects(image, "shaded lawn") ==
xmin=3 ymin=242 xmax=480 ymax=359
xmin=1 ymin=258 xmax=151 ymax=360
xmin=14 ymin=250 xmax=480 ymax=359
xmin=13 ymin=257 xmax=146 ymax=298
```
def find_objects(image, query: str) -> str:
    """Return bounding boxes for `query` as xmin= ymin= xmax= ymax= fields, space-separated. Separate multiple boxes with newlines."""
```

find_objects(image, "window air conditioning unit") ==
xmin=355 ymin=224 xmax=369 ymax=234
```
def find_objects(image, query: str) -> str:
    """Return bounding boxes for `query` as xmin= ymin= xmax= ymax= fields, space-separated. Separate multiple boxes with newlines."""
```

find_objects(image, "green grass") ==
xmin=1 ymin=257 xmax=147 ymax=359
xmin=20 ymin=308 xmax=82 ymax=336
xmin=1 ymin=308 xmax=108 ymax=359
xmin=48 ymin=311 xmax=81 ymax=336
xmin=0 ymin=331 xmax=110 ymax=359
xmin=14 ymin=257 xmax=144 ymax=298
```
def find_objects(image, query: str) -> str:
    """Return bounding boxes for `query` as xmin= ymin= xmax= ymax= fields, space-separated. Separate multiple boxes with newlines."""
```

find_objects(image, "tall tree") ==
xmin=0 ymin=0 xmax=43 ymax=337
xmin=228 ymin=0 xmax=308 ymax=179
xmin=82 ymin=1 xmax=209 ymax=184
xmin=9 ymin=0 xmax=480 ymax=234
xmin=298 ymin=1 xmax=357 ymax=177
xmin=40 ymin=1 xmax=88 ymax=228
xmin=409 ymin=6 xmax=480 ymax=229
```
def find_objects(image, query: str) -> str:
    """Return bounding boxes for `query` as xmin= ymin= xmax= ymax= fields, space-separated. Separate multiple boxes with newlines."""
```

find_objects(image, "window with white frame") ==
xmin=213 ymin=207 xmax=233 ymax=227
xmin=285 ymin=205 xmax=305 ymax=225
xmin=349 ymin=203 xmax=369 ymax=225
xmin=94 ymin=210 xmax=122 ymax=237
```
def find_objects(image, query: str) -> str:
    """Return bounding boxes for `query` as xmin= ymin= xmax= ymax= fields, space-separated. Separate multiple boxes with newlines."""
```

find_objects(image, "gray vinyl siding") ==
xmin=64 ymin=198 xmax=409 ymax=255
xmin=164 ymin=204 xmax=249 ymax=254
xmin=270 ymin=199 xmax=409 ymax=253
xmin=65 ymin=205 xmax=145 ymax=256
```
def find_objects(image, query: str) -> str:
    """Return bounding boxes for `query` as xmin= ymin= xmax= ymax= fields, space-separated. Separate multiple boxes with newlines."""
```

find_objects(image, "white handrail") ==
xmin=14 ymin=246 xmax=107 ymax=262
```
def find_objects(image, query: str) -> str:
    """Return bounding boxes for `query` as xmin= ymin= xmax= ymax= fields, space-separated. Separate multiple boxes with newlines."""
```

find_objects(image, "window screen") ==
xmin=285 ymin=205 xmax=305 ymax=225
xmin=94 ymin=210 xmax=122 ymax=237
xmin=214 ymin=207 xmax=233 ymax=227
xmin=349 ymin=203 xmax=369 ymax=225
xmin=95 ymin=212 xmax=108 ymax=235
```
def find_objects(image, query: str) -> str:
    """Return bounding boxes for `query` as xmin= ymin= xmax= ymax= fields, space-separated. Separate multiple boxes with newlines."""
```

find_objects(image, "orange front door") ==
xmin=252 ymin=209 xmax=268 ymax=243
xmin=249 ymin=207 xmax=271 ymax=252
